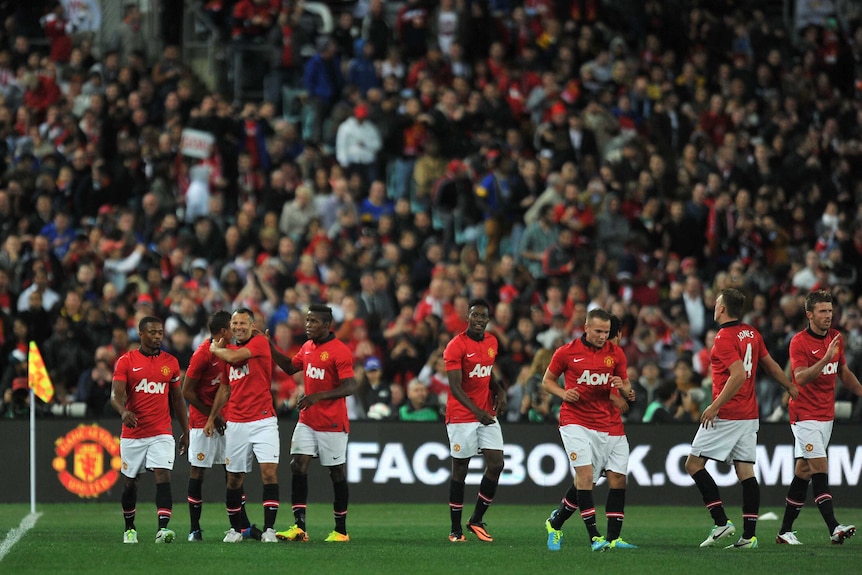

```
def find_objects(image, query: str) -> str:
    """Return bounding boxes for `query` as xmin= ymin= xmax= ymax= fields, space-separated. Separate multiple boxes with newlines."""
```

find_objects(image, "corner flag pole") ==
xmin=29 ymin=388 xmax=36 ymax=514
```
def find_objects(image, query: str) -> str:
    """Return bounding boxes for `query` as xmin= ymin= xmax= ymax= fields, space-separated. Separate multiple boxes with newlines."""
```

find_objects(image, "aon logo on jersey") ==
xmin=576 ymin=371 xmax=610 ymax=386
xmin=229 ymin=364 xmax=250 ymax=382
xmin=135 ymin=379 xmax=167 ymax=394
xmin=306 ymin=364 xmax=326 ymax=380
xmin=822 ymin=362 xmax=838 ymax=375
xmin=468 ymin=364 xmax=493 ymax=378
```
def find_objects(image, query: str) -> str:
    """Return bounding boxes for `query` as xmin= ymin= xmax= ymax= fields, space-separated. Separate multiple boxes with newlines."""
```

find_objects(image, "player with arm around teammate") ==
xmin=444 ymin=298 xmax=508 ymax=543
xmin=111 ymin=316 xmax=189 ymax=544
xmin=182 ymin=310 xmax=259 ymax=541
xmin=777 ymin=289 xmax=860 ymax=545
xmin=541 ymin=308 xmax=633 ymax=552
xmin=269 ymin=303 xmax=357 ymax=542
xmin=205 ymin=308 xmax=280 ymax=543
xmin=685 ymin=288 xmax=798 ymax=549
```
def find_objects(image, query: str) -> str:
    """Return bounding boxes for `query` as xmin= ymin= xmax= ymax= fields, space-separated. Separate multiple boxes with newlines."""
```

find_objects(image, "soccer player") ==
xmin=685 ymin=288 xmax=798 ymax=549
xmin=777 ymin=290 xmax=860 ymax=545
xmin=205 ymin=308 xmax=280 ymax=543
xmin=443 ymin=298 xmax=507 ymax=543
xmin=182 ymin=310 xmax=259 ymax=541
xmin=111 ymin=316 xmax=189 ymax=544
xmin=541 ymin=309 xmax=633 ymax=552
xmin=269 ymin=304 xmax=357 ymax=542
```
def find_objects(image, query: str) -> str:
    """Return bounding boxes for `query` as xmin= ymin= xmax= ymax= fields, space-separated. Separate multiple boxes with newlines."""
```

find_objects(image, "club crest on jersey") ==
xmin=487 ymin=347 xmax=496 ymax=357
xmin=320 ymin=351 xmax=330 ymax=361
xmin=454 ymin=444 xmax=461 ymax=453
xmin=161 ymin=366 xmax=171 ymax=377
xmin=805 ymin=444 xmax=814 ymax=452
xmin=604 ymin=356 xmax=614 ymax=367
xmin=570 ymin=452 xmax=577 ymax=461
xmin=196 ymin=453 xmax=205 ymax=461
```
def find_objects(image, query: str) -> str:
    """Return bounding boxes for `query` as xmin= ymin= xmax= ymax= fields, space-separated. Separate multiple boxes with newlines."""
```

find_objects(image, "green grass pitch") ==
xmin=1 ymin=503 xmax=860 ymax=574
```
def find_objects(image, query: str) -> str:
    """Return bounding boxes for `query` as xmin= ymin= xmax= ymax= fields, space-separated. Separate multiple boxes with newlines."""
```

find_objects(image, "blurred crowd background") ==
xmin=1 ymin=0 xmax=862 ymax=424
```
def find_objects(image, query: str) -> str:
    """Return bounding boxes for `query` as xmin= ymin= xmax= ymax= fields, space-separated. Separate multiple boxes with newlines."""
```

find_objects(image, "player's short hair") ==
xmin=209 ymin=310 xmax=231 ymax=334
xmin=804 ymin=289 xmax=832 ymax=312
xmin=232 ymin=307 xmax=255 ymax=321
xmin=719 ymin=288 xmax=745 ymax=319
xmin=609 ymin=314 xmax=622 ymax=340
xmin=308 ymin=303 xmax=333 ymax=324
xmin=138 ymin=316 xmax=161 ymax=332
xmin=586 ymin=308 xmax=612 ymax=325
xmin=468 ymin=298 xmax=491 ymax=314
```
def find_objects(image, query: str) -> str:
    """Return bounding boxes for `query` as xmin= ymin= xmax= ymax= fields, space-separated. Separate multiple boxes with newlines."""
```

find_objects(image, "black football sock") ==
xmin=262 ymin=483 xmax=279 ymax=531
xmin=226 ymin=487 xmax=243 ymax=530
xmin=741 ymin=477 xmax=759 ymax=539
xmin=577 ymin=489 xmax=601 ymax=540
xmin=812 ymin=472 xmax=839 ymax=532
xmin=449 ymin=480 xmax=465 ymax=534
xmin=239 ymin=489 xmax=251 ymax=529
xmin=122 ymin=483 xmax=137 ymax=531
xmin=292 ymin=473 xmax=308 ymax=530
xmin=156 ymin=482 xmax=172 ymax=529
xmin=469 ymin=476 xmax=498 ymax=524
xmin=550 ymin=485 xmax=578 ymax=530
xmin=187 ymin=477 xmax=203 ymax=532
xmin=333 ymin=479 xmax=349 ymax=534
xmin=779 ymin=475 xmax=809 ymax=534
xmin=605 ymin=488 xmax=626 ymax=541
xmin=692 ymin=469 xmax=729 ymax=525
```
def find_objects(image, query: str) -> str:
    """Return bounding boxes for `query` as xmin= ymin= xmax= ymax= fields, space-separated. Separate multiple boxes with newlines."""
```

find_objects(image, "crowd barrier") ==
xmin=1 ymin=420 xmax=860 ymax=505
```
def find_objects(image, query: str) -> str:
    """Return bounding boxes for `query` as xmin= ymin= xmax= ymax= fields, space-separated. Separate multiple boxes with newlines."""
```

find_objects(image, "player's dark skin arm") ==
xmin=111 ymin=378 xmax=136 ymax=428
xmin=489 ymin=372 xmax=508 ymax=415
xmin=297 ymin=377 xmax=357 ymax=410
xmin=182 ymin=374 xmax=225 ymax=432
xmin=448 ymin=368 xmax=495 ymax=425
xmin=203 ymin=383 xmax=231 ymax=437
xmin=265 ymin=332 xmax=301 ymax=375
xmin=170 ymin=384 xmax=190 ymax=456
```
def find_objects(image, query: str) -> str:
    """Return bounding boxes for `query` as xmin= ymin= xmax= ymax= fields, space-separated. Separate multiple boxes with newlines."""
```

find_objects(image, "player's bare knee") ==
xmin=328 ymin=465 xmax=346 ymax=483
xmin=290 ymin=457 xmax=308 ymax=475
xmin=684 ymin=455 xmax=703 ymax=476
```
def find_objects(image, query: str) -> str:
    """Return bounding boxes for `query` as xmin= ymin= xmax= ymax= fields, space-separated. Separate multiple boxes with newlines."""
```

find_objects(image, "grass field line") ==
xmin=0 ymin=512 xmax=41 ymax=563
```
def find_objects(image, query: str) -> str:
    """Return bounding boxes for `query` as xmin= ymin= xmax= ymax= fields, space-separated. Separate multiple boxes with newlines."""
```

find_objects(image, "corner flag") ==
xmin=28 ymin=341 xmax=54 ymax=403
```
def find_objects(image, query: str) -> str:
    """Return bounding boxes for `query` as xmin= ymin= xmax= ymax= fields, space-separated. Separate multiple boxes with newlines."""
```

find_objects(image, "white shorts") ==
xmin=188 ymin=428 xmax=226 ymax=468
xmin=560 ymin=424 xmax=607 ymax=471
xmin=594 ymin=434 xmax=630 ymax=482
xmin=225 ymin=417 xmax=280 ymax=473
xmin=120 ymin=435 xmax=175 ymax=477
xmin=690 ymin=418 xmax=759 ymax=465
xmin=446 ymin=420 xmax=504 ymax=458
xmin=792 ymin=420 xmax=833 ymax=459
xmin=290 ymin=422 xmax=349 ymax=466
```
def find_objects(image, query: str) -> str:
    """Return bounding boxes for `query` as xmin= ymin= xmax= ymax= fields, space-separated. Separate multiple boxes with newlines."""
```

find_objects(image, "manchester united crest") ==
xmin=320 ymin=351 xmax=330 ymax=361
xmin=570 ymin=452 xmax=577 ymax=461
xmin=53 ymin=424 xmax=121 ymax=498
xmin=487 ymin=348 xmax=496 ymax=357
xmin=604 ymin=356 xmax=614 ymax=367
xmin=161 ymin=366 xmax=171 ymax=377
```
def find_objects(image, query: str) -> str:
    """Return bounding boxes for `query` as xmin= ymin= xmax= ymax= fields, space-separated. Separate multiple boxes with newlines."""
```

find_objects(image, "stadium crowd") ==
xmin=2 ymin=0 xmax=862 ymax=424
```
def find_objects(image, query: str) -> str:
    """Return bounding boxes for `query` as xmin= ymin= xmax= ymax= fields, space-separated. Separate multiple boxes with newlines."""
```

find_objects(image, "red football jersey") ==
xmin=549 ymin=336 xmax=627 ymax=432
xmin=443 ymin=332 xmax=499 ymax=424
xmin=788 ymin=328 xmax=845 ymax=422
xmin=114 ymin=349 xmax=181 ymax=439
xmin=291 ymin=335 xmax=355 ymax=432
xmin=710 ymin=322 xmax=766 ymax=420
xmin=185 ymin=339 xmax=229 ymax=428
xmin=225 ymin=334 xmax=274 ymax=423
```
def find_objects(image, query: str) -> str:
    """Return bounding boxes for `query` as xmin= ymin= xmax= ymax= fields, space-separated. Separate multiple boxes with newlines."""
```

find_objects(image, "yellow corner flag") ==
xmin=28 ymin=341 xmax=54 ymax=403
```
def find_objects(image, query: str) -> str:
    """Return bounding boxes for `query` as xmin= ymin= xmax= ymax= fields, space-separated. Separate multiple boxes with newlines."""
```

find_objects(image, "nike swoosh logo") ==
xmin=812 ymin=350 xmax=819 ymax=355
xmin=211 ymin=361 xmax=220 ymax=366
xmin=467 ymin=353 xmax=476 ymax=357
xmin=305 ymin=351 xmax=311 ymax=354
xmin=572 ymin=358 xmax=584 ymax=363
xmin=132 ymin=367 xmax=143 ymax=371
